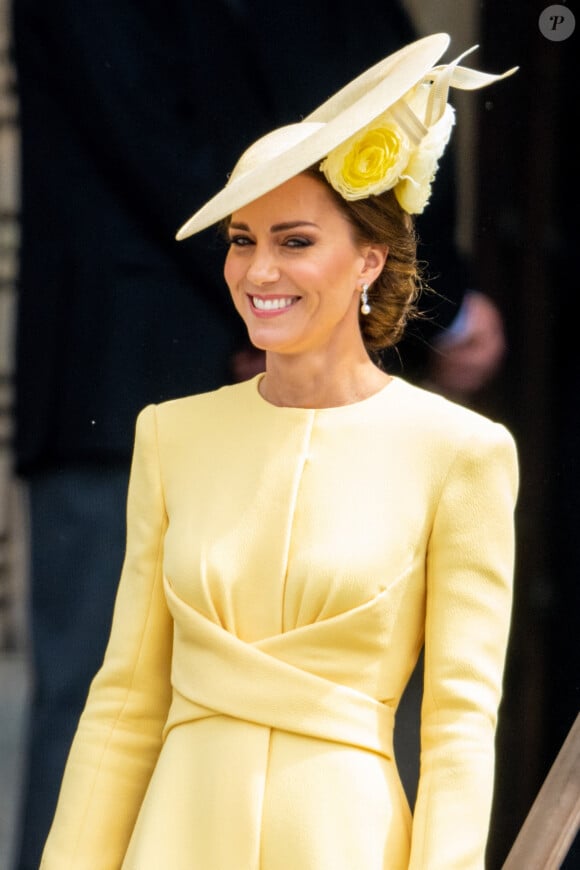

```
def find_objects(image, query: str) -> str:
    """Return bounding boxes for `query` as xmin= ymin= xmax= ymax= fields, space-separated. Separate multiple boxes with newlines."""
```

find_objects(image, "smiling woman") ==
xmin=40 ymin=34 xmax=520 ymax=870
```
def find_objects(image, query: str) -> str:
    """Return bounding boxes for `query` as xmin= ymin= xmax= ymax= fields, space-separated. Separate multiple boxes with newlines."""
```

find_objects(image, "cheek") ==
xmin=223 ymin=258 xmax=247 ymax=320
xmin=224 ymin=247 xmax=250 ymax=288
xmin=325 ymin=255 xmax=360 ymax=294
xmin=223 ymin=254 xmax=237 ymax=292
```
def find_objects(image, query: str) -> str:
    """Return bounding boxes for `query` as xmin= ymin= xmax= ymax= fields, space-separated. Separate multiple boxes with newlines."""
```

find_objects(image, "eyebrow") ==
xmin=228 ymin=221 xmax=320 ymax=232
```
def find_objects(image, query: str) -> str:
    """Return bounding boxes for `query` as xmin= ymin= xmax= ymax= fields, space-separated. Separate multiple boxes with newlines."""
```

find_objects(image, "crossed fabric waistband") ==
xmin=162 ymin=579 xmax=395 ymax=759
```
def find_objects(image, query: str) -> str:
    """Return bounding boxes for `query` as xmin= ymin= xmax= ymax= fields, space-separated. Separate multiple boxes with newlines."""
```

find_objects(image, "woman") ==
xmin=41 ymin=34 xmax=518 ymax=869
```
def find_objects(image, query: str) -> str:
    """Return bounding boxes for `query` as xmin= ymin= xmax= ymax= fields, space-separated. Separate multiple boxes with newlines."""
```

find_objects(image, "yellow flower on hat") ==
xmin=320 ymin=113 xmax=411 ymax=201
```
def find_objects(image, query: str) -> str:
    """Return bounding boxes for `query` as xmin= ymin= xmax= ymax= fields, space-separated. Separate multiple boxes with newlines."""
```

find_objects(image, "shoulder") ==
xmin=134 ymin=377 xmax=258 ymax=441
xmin=392 ymin=377 xmax=516 ymax=445
xmin=390 ymin=378 xmax=518 ymax=491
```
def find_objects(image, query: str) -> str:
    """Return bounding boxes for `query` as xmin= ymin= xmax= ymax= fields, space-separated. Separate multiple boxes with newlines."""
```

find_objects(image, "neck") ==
xmin=259 ymin=350 xmax=391 ymax=409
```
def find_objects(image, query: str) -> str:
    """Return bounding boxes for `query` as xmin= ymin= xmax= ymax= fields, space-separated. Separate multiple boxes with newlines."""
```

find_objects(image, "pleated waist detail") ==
xmin=163 ymin=578 xmax=395 ymax=759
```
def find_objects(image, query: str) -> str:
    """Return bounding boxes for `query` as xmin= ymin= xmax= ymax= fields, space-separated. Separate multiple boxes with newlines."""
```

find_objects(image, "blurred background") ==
xmin=0 ymin=1 xmax=577 ymax=868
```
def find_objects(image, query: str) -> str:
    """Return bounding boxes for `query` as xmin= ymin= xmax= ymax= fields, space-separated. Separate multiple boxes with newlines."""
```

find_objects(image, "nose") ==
xmin=246 ymin=246 xmax=280 ymax=285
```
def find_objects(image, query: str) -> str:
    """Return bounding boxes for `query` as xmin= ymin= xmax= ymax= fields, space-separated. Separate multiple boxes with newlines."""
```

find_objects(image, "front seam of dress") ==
xmin=257 ymin=725 xmax=274 ymax=870
xmin=278 ymin=409 xmax=316 ymax=635
xmin=258 ymin=408 xmax=314 ymax=870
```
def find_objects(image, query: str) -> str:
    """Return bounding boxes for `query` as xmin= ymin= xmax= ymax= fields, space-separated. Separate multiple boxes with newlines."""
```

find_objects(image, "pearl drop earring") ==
xmin=360 ymin=283 xmax=371 ymax=315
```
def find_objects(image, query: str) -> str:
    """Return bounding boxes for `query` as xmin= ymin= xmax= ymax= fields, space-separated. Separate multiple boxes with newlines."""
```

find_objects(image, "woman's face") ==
xmin=224 ymin=173 xmax=383 ymax=358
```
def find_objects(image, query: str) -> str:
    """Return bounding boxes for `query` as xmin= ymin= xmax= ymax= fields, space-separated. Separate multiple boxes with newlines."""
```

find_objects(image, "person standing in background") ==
xmin=10 ymin=3 xmax=507 ymax=868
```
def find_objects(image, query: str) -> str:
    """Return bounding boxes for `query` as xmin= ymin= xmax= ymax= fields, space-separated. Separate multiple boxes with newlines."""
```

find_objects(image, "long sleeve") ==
xmin=41 ymin=405 xmax=173 ymax=869
xmin=409 ymin=421 xmax=519 ymax=869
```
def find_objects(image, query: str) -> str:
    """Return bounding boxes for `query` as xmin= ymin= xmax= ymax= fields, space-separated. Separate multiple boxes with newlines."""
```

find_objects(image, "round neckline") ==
xmin=250 ymin=373 xmax=400 ymax=414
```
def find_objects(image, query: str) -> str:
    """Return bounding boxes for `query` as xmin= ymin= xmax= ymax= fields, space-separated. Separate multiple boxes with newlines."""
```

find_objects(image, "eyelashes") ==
xmin=284 ymin=237 xmax=313 ymax=248
xmin=227 ymin=235 xmax=314 ymax=249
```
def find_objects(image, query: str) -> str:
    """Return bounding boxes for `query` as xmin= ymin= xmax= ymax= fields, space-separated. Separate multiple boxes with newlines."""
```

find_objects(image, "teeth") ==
xmin=253 ymin=296 xmax=297 ymax=311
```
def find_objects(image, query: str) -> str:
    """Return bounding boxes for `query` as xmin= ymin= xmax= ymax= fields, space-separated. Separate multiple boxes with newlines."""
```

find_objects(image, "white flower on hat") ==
xmin=319 ymin=112 xmax=412 ymax=201
xmin=395 ymin=101 xmax=456 ymax=214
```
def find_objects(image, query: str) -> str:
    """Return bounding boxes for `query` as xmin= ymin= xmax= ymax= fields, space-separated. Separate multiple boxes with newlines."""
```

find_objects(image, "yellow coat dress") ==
xmin=41 ymin=374 xmax=518 ymax=870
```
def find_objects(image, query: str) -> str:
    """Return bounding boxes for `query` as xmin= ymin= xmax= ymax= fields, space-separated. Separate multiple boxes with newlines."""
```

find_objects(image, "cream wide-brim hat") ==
xmin=176 ymin=33 xmax=515 ymax=240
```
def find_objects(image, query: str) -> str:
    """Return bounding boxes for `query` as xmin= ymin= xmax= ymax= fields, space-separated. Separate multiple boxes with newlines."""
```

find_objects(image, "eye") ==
xmin=283 ymin=236 xmax=313 ymax=248
xmin=228 ymin=234 xmax=253 ymax=247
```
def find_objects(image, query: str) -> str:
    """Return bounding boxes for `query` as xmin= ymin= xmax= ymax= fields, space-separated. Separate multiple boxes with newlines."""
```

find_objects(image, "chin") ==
xmin=245 ymin=326 xmax=294 ymax=354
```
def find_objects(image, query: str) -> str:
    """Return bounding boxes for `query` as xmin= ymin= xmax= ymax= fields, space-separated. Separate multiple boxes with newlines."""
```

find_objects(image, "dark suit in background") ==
xmin=11 ymin=3 xmax=479 ymax=867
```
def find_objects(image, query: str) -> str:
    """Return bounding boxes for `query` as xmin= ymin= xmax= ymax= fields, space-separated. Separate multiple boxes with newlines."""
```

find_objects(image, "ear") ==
xmin=359 ymin=244 xmax=389 ymax=284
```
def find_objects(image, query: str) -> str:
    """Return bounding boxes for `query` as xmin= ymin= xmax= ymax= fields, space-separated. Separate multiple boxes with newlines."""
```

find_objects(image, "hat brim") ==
xmin=176 ymin=33 xmax=450 ymax=240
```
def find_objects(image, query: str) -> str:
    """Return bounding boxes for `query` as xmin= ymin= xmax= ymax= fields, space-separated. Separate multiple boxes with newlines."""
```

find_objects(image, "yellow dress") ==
xmin=41 ymin=375 xmax=518 ymax=870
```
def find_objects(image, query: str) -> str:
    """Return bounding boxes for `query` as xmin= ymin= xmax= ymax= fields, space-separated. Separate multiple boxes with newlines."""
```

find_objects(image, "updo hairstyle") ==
xmin=303 ymin=167 xmax=425 ymax=353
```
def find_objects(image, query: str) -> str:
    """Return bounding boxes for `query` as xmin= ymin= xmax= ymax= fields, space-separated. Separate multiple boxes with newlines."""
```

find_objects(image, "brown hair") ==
xmin=303 ymin=168 xmax=424 ymax=354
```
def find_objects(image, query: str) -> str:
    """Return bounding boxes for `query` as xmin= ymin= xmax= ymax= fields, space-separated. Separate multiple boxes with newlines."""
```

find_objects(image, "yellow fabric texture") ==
xmin=41 ymin=375 xmax=518 ymax=870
